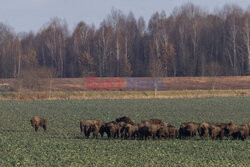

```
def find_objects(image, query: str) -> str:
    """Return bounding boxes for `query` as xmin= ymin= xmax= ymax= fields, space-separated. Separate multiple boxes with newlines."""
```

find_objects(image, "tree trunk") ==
xmin=116 ymin=37 xmax=120 ymax=76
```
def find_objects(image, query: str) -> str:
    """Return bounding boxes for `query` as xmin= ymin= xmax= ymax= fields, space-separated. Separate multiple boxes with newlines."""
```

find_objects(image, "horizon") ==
xmin=0 ymin=0 xmax=249 ymax=33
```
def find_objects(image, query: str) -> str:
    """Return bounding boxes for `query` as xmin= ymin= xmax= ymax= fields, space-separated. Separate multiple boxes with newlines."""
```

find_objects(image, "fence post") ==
xmin=154 ymin=78 xmax=157 ymax=96
xmin=83 ymin=77 xmax=86 ymax=98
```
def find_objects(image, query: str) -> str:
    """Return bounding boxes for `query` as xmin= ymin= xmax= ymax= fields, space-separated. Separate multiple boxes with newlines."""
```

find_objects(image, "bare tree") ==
xmin=241 ymin=12 xmax=250 ymax=74
xmin=37 ymin=18 xmax=68 ymax=77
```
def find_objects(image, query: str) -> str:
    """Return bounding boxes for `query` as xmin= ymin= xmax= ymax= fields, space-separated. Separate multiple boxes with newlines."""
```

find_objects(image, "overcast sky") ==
xmin=0 ymin=0 xmax=249 ymax=33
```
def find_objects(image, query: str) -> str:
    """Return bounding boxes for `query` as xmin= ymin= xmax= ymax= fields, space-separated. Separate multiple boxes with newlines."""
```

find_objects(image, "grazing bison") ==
xmin=149 ymin=124 xmax=161 ymax=140
xmin=215 ymin=122 xmax=237 ymax=138
xmin=90 ymin=124 xmax=100 ymax=139
xmin=117 ymin=122 xmax=127 ymax=138
xmin=198 ymin=122 xmax=210 ymax=139
xmin=223 ymin=122 xmax=238 ymax=137
xmin=100 ymin=121 xmax=116 ymax=138
xmin=30 ymin=116 xmax=47 ymax=132
xmin=209 ymin=124 xmax=224 ymax=140
xmin=157 ymin=126 xmax=168 ymax=139
xmin=116 ymin=116 xmax=133 ymax=123
xmin=157 ymin=124 xmax=178 ymax=139
xmin=124 ymin=123 xmax=138 ymax=139
xmin=138 ymin=126 xmax=151 ymax=140
xmin=100 ymin=121 xmax=119 ymax=139
xmin=231 ymin=124 xmax=249 ymax=141
xmin=179 ymin=122 xmax=199 ymax=139
xmin=168 ymin=125 xmax=178 ymax=139
xmin=138 ymin=123 xmax=161 ymax=140
xmin=80 ymin=120 xmax=104 ymax=138
xmin=138 ymin=119 xmax=166 ymax=140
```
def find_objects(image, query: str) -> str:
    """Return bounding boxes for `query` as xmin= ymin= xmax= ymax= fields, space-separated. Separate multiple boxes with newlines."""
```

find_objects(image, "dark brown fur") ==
xmin=198 ymin=122 xmax=210 ymax=139
xmin=223 ymin=122 xmax=238 ymax=137
xmin=100 ymin=121 xmax=118 ymax=139
xmin=231 ymin=124 xmax=249 ymax=141
xmin=157 ymin=125 xmax=178 ymax=139
xmin=179 ymin=122 xmax=199 ymax=139
xmin=209 ymin=124 xmax=224 ymax=140
xmin=90 ymin=124 xmax=100 ymax=139
xmin=116 ymin=116 xmax=133 ymax=123
xmin=138 ymin=123 xmax=161 ymax=140
xmin=124 ymin=123 xmax=138 ymax=139
xmin=80 ymin=120 xmax=104 ymax=138
xmin=168 ymin=125 xmax=178 ymax=139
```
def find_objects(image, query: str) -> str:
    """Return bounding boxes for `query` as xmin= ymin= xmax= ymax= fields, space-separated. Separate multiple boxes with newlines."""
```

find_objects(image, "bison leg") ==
xmin=84 ymin=127 xmax=87 ymax=137
xmin=35 ymin=125 xmax=39 ymax=132
xmin=43 ymin=125 xmax=47 ymax=132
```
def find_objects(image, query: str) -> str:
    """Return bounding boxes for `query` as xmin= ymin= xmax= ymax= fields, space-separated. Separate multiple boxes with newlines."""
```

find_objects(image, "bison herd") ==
xmin=30 ymin=116 xmax=250 ymax=141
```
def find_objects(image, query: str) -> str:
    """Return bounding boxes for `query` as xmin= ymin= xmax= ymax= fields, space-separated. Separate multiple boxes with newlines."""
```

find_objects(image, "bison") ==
xmin=100 ymin=121 xmax=119 ymax=139
xmin=179 ymin=122 xmax=199 ymax=139
xmin=168 ymin=125 xmax=178 ymax=139
xmin=198 ymin=122 xmax=210 ymax=139
xmin=30 ymin=116 xmax=47 ymax=132
xmin=157 ymin=124 xmax=178 ymax=139
xmin=124 ymin=123 xmax=138 ymax=139
xmin=116 ymin=116 xmax=133 ymax=123
xmin=138 ymin=123 xmax=161 ymax=140
xmin=209 ymin=124 xmax=225 ymax=140
xmin=231 ymin=124 xmax=249 ymax=141
xmin=80 ymin=120 xmax=104 ymax=138
xmin=90 ymin=124 xmax=100 ymax=139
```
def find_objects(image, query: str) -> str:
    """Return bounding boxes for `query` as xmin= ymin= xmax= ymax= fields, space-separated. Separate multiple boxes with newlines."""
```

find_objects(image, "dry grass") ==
xmin=1 ymin=76 xmax=250 ymax=91
xmin=1 ymin=76 xmax=249 ymax=100
xmin=0 ymin=89 xmax=250 ymax=100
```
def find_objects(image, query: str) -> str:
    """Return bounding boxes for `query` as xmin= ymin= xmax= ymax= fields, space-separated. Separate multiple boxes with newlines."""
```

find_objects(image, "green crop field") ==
xmin=0 ymin=97 xmax=249 ymax=166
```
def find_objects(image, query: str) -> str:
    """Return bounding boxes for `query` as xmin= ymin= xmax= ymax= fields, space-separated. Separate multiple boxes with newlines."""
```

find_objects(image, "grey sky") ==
xmin=0 ymin=0 xmax=249 ymax=33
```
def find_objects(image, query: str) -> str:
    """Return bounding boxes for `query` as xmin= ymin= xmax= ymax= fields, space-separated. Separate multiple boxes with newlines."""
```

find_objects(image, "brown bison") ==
xmin=157 ymin=126 xmax=168 ymax=139
xmin=198 ymin=122 xmax=210 ymax=139
xmin=231 ymin=124 xmax=249 ymax=141
xmin=30 ymin=116 xmax=47 ymax=132
xmin=157 ymin=124 xmax=178 ymax=139
xmin=223 ymin=122 xmax=238 ymax=137
xmin=118 ymin=122 xmax=127 ymax=139
xmin=80 ymin=120 xmax=104 ymax=138
xmin=168 ymin=125 xmax=178 ymax=139
xmin=209 ymin=124 xmax=225 ymax=140
xmin=179 ymin=122 xmax=199 ymax=139
xmin=124 ymin=123 xmax=138 ymax=139
xmin=138 ymin=123 xmax=161 ymax=140
xmin=116 ymin=116 xmax=133 ymax=123
xmin=215 ymin=122 xmax=237 ymax=138
xmin=100 ymin=121 xmax=119 ymax=139
xmin=90 ymin=124 xmax=100 ymax=139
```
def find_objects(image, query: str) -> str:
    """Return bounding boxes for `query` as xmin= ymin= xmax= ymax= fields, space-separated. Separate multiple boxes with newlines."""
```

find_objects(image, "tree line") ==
xmin=0 ymin=3 xmax=250 ymax=78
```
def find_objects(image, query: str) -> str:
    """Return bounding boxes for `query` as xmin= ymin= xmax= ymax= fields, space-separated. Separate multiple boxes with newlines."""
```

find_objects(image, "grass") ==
xmin=0 ymin=97 xmax=249 ymax=166
xmin=0 ymin=89 xmax=250 ymax=100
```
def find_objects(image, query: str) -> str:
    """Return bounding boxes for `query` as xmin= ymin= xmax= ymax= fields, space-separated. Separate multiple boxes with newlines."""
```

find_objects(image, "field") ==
xmin=0 ymin=97 xmax=249 ymax=166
